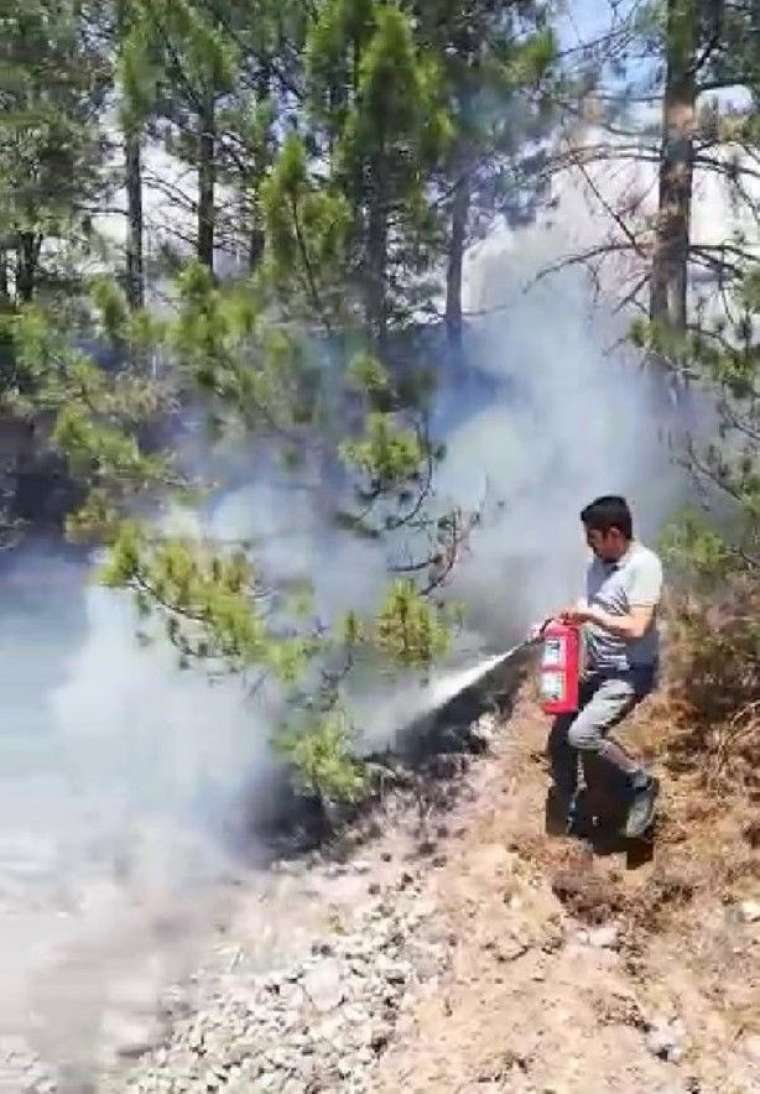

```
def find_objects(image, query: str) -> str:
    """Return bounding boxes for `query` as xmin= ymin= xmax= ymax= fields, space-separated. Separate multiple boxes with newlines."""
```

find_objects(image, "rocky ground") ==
xmin=7 ymin=677 xmax=760 ymax=1093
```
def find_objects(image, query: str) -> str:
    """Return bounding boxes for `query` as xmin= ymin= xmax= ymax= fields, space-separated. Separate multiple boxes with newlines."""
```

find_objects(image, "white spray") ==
xmin=423 ymin=641 xmax=532 ymax=714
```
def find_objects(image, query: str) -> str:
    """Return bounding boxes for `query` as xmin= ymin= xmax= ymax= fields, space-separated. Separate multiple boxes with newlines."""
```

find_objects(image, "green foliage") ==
xmin=346 ymin=351 xmax=391 ymax=395
xmin=170 ymin=260 xmax=317 ymax=432
xmin=2 ymin=302 xmax=175 ymax=539
xmin=661 ymin=577 xmax=760 ymax=792
xmin=340 ymin=413 xmax=424 ymax=491
xmin=0 ymin=0 xmax=561 ymax=805
xmin=659 ymin=508 xmax=733 ymax=585
xmin=136 ymin=0 xmax=239 ymax=94
xmin=302 ymin=0 xmax=456 ymax=333
xmin=305 ymin=0 xmax=375 ymax=134
xmin=643 ymin=257 xmax=760 ymax=791
xmin=117 ymin=5 xmax=162 ymax=131
xmin=0 ymin=1 xmax=110 ymax=302
xmin=90 ymin=276 xmax=130 ymax=342
xmin=373 ymin=579 xmax=451 ymax=666
xmin=102 ymin=523 xmax=325 ymax=679
xmin=508 ymin=26 xmax=557 ymax=85
xmin=341 ymin=609 xmax=366 ymax=648
xmin=102 ymin=524 xmax=268 ymax=666
xmin=53 ymin=403 xmax=164 ymax=483
xmin=261 ymin=133 xmax=352 ymax=322
xmin=411 ymin=0 xmax=556 ymax=257
xmin=274 ymin=706 xmax=368 ymax=804
xmin=341 ymin=6 xmax=452 ymax=166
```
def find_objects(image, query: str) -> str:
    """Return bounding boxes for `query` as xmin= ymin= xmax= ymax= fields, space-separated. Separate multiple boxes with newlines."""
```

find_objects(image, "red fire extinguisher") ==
xmin=539 ymin=620 xmax=580 ymax=715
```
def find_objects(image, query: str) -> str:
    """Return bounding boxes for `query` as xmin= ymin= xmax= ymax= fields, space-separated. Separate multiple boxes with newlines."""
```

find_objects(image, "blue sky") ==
xmin=558 ymin=0 xmax=616 ymax=45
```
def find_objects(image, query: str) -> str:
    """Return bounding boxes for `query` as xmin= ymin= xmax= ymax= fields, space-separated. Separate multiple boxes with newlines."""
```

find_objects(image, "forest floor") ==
xmin=100 ymin=669 xmax=760 ymax=1094
xmin=370 ymin=688 xmax=760 ymax=1093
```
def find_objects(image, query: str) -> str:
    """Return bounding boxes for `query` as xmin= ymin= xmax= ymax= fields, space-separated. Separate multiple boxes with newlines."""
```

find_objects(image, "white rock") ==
xmin=587 ymin=925 xmax=619 ymax=949
xmin=741 ymin=1033 xmax=760 ymax=1064
xmin=739 ymin=900 xmax=760 ymax=923
xmin=646 ymin=1017 xmax=686 ymax=1063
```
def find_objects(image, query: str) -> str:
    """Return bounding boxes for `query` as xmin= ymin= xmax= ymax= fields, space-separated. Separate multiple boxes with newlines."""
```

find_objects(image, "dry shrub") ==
xmin=656 ymin=579 xmax=760 ymax=792
xmin=550 ymin=867 xmax=625 ymax=924
xmin=624 ymin=867 xmax=696 ymax=932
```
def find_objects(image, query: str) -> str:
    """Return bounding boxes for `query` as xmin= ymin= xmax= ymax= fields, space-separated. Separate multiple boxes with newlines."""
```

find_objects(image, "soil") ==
xmin=370 ymin=688 xmax=760 ymax=1093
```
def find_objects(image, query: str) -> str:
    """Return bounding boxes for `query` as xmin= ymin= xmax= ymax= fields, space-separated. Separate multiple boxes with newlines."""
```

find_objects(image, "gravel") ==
xmin=113 ymin=871 xmax=451 ymax=1094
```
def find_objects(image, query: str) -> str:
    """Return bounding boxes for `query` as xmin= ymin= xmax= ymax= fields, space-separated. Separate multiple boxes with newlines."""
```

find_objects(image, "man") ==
xmin=546 ymin=495 xmax=662 ymax=839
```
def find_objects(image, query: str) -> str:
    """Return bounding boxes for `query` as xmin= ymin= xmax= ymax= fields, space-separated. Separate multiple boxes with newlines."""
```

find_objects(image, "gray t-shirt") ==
xmin=584 ymin=541 xmax=663 ymax=672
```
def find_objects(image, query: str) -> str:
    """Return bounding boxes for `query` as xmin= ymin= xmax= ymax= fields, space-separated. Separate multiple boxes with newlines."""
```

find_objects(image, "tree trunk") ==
xmin=249 ymin=224 xmax=265 ymax=272
xmin=650 ymin=0 xmax=697 ymax=340
xmin=249 ymin=63 xmax=271 ymax=272
xmin=125 ymin=127 xmax=144 ymax=310
xmin=0 ymin=251 xmax=9 ymax=304
xmin=16 ymin=232 xmax=41 ymax=303
xmin=366 ymin=158 xmax=389 ymax=349
xmin=445 ymin=171 xmax=471 ymax=345
xmin=197 ymin=95 xmax=216 ymax=273
xmin=249 ymin=197 xmax=265 ymax=272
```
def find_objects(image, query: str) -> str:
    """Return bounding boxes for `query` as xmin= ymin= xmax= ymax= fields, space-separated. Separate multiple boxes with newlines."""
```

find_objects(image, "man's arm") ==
xmin=563 ymin=552 xmax=662 ymax=640
xmin=565 ymin=602 xmax=655 ymax=640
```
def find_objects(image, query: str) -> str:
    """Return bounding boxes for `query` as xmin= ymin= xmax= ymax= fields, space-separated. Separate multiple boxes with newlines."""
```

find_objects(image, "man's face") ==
xmin=585 ymin=524 xmax=626 ymax=562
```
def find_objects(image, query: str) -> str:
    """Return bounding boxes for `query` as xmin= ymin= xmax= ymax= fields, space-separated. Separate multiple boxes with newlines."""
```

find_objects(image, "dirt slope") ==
xmin=103 ymin=681 xmax=760 ymax=1094
xmin=371 ymin=690 xmax=760 ymax=1094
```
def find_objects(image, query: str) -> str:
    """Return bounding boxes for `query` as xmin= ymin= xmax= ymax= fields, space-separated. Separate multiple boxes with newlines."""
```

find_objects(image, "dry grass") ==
xmin=652 ymin=581 xmax=760 ymax=793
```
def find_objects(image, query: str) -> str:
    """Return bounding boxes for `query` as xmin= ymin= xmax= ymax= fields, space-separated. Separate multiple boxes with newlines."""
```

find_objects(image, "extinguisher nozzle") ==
xmin=526 ymin=617 xmax=553 ymax=645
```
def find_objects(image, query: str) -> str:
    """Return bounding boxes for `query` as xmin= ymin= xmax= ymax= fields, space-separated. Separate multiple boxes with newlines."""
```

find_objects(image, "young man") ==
xmin=547 ymin=495 xmax=661 ymax=839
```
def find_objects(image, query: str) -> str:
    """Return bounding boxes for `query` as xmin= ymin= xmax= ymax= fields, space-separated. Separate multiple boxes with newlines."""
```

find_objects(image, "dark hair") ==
xmin=580 ymin=495 xmax=633 ymax=539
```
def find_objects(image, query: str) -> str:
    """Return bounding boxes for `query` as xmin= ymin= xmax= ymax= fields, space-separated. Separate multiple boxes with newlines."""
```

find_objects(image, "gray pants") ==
xmin=548 ymin=667 xmax=656 ymax=798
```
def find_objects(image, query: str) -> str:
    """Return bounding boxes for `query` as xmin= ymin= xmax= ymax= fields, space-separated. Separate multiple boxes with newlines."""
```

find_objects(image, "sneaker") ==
xmin=625 ymin=776 xmax=660 ymax=838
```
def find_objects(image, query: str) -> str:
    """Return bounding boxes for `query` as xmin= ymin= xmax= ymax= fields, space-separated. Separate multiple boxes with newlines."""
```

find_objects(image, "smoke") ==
xmin=346 ymin=222 xmax=696 ymax=749
xmin=432 ymin=223 xmax=693 ymax=650
xmin=0 ymin=212 xmax=699 ymax=1085
xmin=0 ymin=545 xmax=286 ymax=1084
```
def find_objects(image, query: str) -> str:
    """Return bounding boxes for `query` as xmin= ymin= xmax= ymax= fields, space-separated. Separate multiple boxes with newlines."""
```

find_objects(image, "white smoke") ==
xmin=0 ymin=553 xmax=279 ymax=1080
xmin=425 ymin=221 xmax=691 ymax=652
xmin=0 ymin=211 xmax=699 ymax=1084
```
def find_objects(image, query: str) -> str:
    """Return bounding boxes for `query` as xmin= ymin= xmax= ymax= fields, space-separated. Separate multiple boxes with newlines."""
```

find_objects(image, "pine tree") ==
xmin=551 ymin=1 xmax=760 ymax=387
xmin=0 ymin=1 xmax=110 ymax=302
xmin=131 ymin=0 xmax=240 ymax=274
xmin=1 ymin=277 xmax=175 ymax=543
xmin=201 ymin=0 xmax=309 ymax=271
xmin=115 ymin=0 xmax=163 ymax=309
xmin=412 ymin=0 xmax=556 ymax=342
xmin=303 ymin=0 xmax=453 ymax=344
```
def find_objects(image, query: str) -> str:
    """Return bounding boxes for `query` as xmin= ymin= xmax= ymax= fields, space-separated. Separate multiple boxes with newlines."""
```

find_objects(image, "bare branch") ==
xmin=526 ymin=241 xmax=643 ymax=290
xmin=571 ymin=155 xmax=649 ymax=261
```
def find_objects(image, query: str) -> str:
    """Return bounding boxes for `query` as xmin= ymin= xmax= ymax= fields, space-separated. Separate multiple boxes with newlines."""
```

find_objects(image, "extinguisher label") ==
xmin=542 ymin=637 xmax=565 ymax=667
xmin=541 ymin=672 xmax=564 ymax=701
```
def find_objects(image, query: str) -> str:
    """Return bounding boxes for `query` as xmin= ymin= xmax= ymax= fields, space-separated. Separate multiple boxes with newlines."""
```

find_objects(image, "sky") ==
xmin=558 ymin=0 xmax=623 ymax=44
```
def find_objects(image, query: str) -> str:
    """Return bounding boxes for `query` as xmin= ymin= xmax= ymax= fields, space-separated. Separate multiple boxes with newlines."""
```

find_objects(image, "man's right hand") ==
xmin=558 ymin=598 xmax=591 ymax=627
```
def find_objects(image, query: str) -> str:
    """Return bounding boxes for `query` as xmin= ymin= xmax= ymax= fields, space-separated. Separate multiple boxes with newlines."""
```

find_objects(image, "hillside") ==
xmin=96 ymin=668 xmax=760 ymax=1094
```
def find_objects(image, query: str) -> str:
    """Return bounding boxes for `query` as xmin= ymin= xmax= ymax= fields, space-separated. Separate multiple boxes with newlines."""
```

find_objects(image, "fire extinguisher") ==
xmin=539 ymin=620 xmax=580 ymax=715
